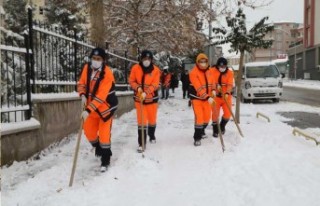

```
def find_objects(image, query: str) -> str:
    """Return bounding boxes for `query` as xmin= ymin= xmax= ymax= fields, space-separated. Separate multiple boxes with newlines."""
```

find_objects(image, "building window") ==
xmin=308 ymin=29 xmax=312 ymax=47
xmin=276 ymin=33 xmax=282 ymax=41
xmin=277 ymin=42 xmax=282 ymax=50
xmin=307 ymin=0 xmax=311 ymax=7
xmin=39 ymin=6 xmax=43 ymax=15
xmin=318 ymin=48 xmax=320 ymax=65
xmin=275 ymin=25 xmax=282 ymax=29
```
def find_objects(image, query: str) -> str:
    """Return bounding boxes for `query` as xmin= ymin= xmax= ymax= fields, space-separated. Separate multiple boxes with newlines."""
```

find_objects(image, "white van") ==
xmin=241 ymin=61 xmax=284 ymax=103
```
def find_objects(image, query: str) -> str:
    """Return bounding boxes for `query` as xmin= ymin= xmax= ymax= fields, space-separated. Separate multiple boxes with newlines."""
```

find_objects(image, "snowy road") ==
xmin=2 ymin=89 xmax=320 ymax=206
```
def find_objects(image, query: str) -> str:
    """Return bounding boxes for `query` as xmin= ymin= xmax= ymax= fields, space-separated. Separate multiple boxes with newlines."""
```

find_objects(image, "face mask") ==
xmin=199 ymin=63 xmax=208 ymax=68
xmin=92 ymin=60 xmax=102 ymax=69
xmin=143 ymin=60 xmax=151 ymax=67
xmin=219 ymin=67 xmax=226 ymax=72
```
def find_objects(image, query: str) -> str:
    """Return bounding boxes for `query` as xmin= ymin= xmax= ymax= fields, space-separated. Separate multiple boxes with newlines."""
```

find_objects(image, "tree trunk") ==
xmin=88 ymin=0 xmax=106 ymax=47
xmin=235 ymin=51 xmax=245 ymax=123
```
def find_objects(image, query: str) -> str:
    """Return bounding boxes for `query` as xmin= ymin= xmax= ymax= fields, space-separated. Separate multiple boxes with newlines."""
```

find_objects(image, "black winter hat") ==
xmin=140 ymin=50 xmax=153 ymax=60
xmin=216 ymin=57 xmax=228 ymax=66
xmin=90 ymin=47 xmax=106 ymax=59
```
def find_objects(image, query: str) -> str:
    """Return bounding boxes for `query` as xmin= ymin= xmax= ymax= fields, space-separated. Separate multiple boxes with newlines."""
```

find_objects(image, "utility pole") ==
xmin=209 ymin=0 xmax=212 ymax=40
xmin=294 ymin=42 xmax=297 ymax=80
xmin=269 ymin=33 xmax=273 ymax=61
xmin=208 ymin=0 xmax=213 ymax=66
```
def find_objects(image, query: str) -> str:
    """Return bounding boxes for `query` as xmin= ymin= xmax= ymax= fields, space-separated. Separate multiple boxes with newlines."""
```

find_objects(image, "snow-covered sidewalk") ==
xmin=2 ymin=90 xmax=320 ymax=206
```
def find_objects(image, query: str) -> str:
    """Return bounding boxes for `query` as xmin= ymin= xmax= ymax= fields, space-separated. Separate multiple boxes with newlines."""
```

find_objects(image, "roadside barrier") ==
xmin=256 ymin=112 xmax=270 ymax=122
xmin=292 ymin=127 xmax=319 ymax=146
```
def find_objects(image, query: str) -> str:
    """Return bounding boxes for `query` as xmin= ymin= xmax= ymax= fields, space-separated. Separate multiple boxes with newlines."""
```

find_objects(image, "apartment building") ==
xmin=287 ymin=0 xmax=320 ymax=80
xmin=253 ymin=22 xmax=303 ymax=62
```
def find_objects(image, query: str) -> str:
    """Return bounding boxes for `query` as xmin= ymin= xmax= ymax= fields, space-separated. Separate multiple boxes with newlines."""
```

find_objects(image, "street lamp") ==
xmin=269 ymin=34 xmax=274 ymax=61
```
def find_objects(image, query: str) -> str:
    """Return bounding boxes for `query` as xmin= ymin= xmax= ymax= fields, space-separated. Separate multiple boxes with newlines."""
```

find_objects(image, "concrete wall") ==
xmin=33 ymin=97 xmax=82 ymax=149
xmin=115 ymin=93 xmax=134 ymax=117
xmin=1 ymin=128 xmax=41 ymax=165
xmin=1 ymin=93 xmax=134 ymax=165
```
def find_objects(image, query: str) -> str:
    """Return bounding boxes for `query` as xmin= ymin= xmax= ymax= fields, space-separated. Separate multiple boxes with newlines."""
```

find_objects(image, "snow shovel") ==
xmin=140 ymin=99 xmax=145 ymax=158
xmin=211 ymin=101 xmax=225 ymax=152
xmin=223 ymin=95 xmax=244 ymax=137
xmin=69 ymin=107 xmax=85 ymax=187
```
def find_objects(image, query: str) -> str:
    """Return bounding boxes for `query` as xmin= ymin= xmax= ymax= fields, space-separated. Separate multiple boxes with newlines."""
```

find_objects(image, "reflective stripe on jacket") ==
xmin=189 ymin=65 xmax=215 ymax=100
xmin=77 ymin=63 xmax=118 ymax=121
xmin=211 ymin=66 xmax=234 ymax=96
xmin=129 ymin=63 xmax=161 ymax=104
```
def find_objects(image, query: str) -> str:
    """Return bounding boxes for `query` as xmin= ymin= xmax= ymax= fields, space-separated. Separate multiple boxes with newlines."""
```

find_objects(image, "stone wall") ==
xmin=1 ymin=93 xmax=134 ymax=165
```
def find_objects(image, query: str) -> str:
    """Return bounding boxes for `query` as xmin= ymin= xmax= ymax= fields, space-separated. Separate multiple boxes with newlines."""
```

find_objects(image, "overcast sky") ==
xmin=212 ymin=0 xmax=304 ymax=57
xmin=244 ymin=0 xmax=304 ymax=25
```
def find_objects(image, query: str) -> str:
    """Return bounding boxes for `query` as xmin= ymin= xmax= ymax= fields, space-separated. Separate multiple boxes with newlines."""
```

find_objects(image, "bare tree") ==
xmin=212 ymin=7 xmax=274 ymax=123
xmin=88 ymin=0 xmax=106 ymax=47
xmin=83 ymin=0 xmax=273 ymax=57
xmin=103 ymin=0 xmax=210 ymax=57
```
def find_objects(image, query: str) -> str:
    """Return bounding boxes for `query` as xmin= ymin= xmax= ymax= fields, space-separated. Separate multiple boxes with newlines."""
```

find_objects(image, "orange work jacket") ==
xmin=210 ymin=66 xmax=234 ymax=96
xmin=189 ymin=65 xmax=216 ymax=100
xmin=77 ymin=63 xmax=118 ymax=121
xmin=129 ymin=63 xmax=161 ymax=104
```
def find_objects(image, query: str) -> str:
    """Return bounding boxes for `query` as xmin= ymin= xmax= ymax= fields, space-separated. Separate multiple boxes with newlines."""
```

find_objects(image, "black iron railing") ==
xmin=0 ymin=35 xmax=32 ymax=123
xmin=1 ymin=8 xmax=136 ymax=123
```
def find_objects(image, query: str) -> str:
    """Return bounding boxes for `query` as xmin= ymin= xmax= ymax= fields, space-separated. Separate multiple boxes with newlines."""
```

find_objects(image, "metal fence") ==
xmin=28 ymin=8 xmax=94 ymax=93
xmin=1 ymin=8 xmax=137 ymax=123
xmin=1 ymin=35 xmax=32 ymax=123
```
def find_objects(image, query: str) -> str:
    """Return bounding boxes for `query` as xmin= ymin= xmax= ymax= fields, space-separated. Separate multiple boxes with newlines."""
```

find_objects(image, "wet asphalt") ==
xmin=277 ymin=111 xmax=320 ymax=129
xmin=280 ymin=86 xmax=320 ymax=129
xmin=250 ymin=86 xmax=320 ymax=129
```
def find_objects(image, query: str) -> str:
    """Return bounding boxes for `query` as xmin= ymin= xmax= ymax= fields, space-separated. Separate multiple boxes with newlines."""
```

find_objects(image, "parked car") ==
xmin=241 ymin=61 xmax=284 ymax=103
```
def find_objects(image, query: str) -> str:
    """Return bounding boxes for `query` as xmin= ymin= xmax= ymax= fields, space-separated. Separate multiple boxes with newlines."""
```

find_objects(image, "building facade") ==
xmin=0 ymin=0 xmax=5 ymax=27
xmin=288 ymin=0 xmax=320 ymax=80
xmin=253 ymin=22 xmax=303 ymax=62
xmin=27 ymin=0 xmax=46 ymax=22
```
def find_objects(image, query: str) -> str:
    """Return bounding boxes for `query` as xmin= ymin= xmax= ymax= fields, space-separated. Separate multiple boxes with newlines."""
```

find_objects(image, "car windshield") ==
xmin=246 ymin=65 xmax=280 ymax=78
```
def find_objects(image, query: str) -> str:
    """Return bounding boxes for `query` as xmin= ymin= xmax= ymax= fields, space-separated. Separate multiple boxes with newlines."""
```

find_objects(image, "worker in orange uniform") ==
xmin=77 ymin=47 xmax=118 ymax=172
xmin=189 ymin=53 xmax=216 ymax=146
xmin=129 ymin=50 xmax=161 ymax=152
xmin=211 ymin=57 xmax=234 ymax=137
xmin=161 ymin=66 xmax=171 ymax=99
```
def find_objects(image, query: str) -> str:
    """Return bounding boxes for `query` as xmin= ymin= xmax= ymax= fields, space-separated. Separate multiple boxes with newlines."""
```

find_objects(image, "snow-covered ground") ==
xmin=2 ymin=87 xmax=320 ymax=206
xmin=283 ymin=79 xmax=320 ymax=90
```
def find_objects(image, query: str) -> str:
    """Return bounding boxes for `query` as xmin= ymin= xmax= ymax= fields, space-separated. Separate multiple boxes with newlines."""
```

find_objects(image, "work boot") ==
xmin=138 ymin=127 xmax=147 ymax=149
xmin=220 ymin=118 xmax=229 ymax=135
xmin=202 ymin=124 xmax=208 ymax=139
xmin=148 ymin=126 xmax=157 ymax=143
xmin=137 ymin=146 xmax=144 ymax=153
xmin=193 ymin=127 xmax=202 ymax=146
xmin=194 ymin=140 xmax=201 ymax=146
xmin=92 ymin=141 xmax=102 ymax=157
xmin=100 ymin=148 xmax=112 ymax=172
xmin=212 ymin=122 xmax=218 ymax=138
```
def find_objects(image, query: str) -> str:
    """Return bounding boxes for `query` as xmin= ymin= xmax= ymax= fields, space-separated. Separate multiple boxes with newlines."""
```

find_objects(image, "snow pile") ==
xmin=1 ymin=90 xmax=320 ymax=206
xmin=1 ymin=118 xmax=40 ymax=134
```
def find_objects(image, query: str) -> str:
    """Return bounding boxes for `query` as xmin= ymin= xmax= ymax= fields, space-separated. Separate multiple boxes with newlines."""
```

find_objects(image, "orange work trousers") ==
xmin=191 ymin=99 xmax=211 ymax=128
xmin=212 ymin=96 xmax=232 ymax=122
xmin=83 ymin=111 xmax=113 ymax=149
xmin=135 ymin=102 xmax=158 ymax=127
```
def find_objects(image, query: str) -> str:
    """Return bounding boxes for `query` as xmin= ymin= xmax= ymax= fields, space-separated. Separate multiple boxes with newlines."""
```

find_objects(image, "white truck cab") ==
xmin=241 ymin=61 xmax=284 ymax=103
